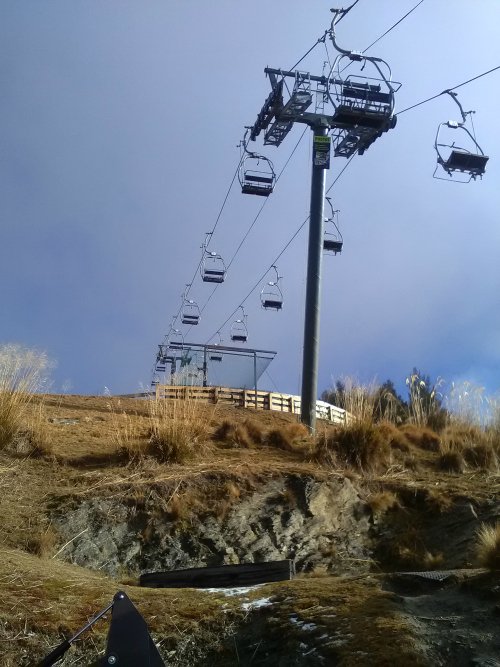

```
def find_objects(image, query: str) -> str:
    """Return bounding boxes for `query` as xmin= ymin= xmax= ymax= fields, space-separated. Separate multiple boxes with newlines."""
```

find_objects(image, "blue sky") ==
xmin=1 ymin=1 xmax=499 ymax=398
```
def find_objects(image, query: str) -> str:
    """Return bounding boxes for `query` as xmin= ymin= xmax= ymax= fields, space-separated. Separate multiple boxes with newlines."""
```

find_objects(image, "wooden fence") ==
xmin=155 ymin=385 xmax=348 ymax=425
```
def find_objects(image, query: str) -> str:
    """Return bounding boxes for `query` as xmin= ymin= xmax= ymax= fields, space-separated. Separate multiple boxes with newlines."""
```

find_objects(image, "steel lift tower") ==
xmin=246 ymin=8 xmax=400 ymax=433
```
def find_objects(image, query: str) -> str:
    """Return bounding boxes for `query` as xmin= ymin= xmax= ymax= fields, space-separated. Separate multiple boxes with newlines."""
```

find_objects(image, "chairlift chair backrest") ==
xmin=328 ymin=11 xmax=400 ymax=157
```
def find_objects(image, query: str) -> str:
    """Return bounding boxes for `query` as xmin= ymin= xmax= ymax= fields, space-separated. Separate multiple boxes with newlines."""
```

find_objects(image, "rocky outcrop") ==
xmin=53 ymin=474 xmax=371 ymax=577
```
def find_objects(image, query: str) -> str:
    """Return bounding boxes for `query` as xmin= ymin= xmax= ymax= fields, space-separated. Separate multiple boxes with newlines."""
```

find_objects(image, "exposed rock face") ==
xmin=53 ymin=475 xmax=371 ymax=577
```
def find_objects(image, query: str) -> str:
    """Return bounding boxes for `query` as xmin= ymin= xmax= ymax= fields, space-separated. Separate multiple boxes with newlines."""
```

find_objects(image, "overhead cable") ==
xmin=362 ymin=0 xmax=425 ymax=53
xmin=398 ymin=64 xmax=500 ymax=115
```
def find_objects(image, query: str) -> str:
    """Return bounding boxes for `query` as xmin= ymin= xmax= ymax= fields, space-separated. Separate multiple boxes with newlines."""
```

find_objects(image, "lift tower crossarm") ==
xmin=264 ymin=67 xmax=345 ymax=87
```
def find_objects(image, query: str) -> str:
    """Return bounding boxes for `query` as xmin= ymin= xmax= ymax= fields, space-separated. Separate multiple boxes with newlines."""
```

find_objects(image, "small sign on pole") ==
xmin=313 ymin=135 xmax=331 ymax=169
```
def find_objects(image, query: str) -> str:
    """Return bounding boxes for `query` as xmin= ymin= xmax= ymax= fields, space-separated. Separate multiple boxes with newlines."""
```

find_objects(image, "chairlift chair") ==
xmin=323 ymin=199 xmax=343 ymax=254
xmin=201 ymin=250 xmax=226 ymax=283
xmin=328 ymin=10 xmax=400 ymax=157
xmin=239 ymin=152 xmax=276 ymax=197
xmin=181 ymin=299 xmax=200 ymax=325
xmin=260 ymin=266 xmax=283 ymax=310
xmin=208 ymin=332 xmax=224 ymax=362
xmin=209 ymin=347 xmax=223 ymax=362
xmin=434 ymin=92 xmax=488 ymax=182
xmin=230 ymin=307 xmax=248 ymax=343
xmin=168 ymin=329 xmax=184 ymax=351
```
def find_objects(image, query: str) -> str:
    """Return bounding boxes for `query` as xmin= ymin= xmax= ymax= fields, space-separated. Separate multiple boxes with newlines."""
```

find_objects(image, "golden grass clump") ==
xmin=267 ymin=422 xmax=311 ymax=452
xmin=475 ymin=523 xmax=500 ymax=570
xmin=319 ymin=421 xmax=391 ymax=473
xmin=463 ymin=443 xmax=498 ymax=470
xmin=401 ymin=424 xmax=441 ymax=452
xmin=213 ymin=419 xmax=254 ymax=448
xmin=107 ymin=400 xmax=150 ymax=462
xmin=439 ymin=423 xmax=498 ymax=471
xmin=242 ymin=419 xmax=265 ymax=444
xmin=436 ymin=450 xmax=465 ymax=474
xmin=148 ymin=396 xmax=212 ymax=463
xmin=367 ymin=490 xmax=400 ymax=516
xmin=26 ymin=525 xmax=59 ymax=558
xmin=334 ymin=376 xmax=379 ymax=422
xmin=0 ymin=344 xmax=51 ymax=451
xmin=376 ymin=421 xmax=411 ymax=453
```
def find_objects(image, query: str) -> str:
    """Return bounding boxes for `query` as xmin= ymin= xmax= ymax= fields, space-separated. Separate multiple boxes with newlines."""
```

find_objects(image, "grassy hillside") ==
xmin=1 ymin=365 xmax=500 ymax=664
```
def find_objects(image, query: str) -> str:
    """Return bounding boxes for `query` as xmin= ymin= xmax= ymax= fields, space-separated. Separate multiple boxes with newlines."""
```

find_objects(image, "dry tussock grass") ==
xmin=267 ymin=422 xmax=311 ymax=453
xmin=149 ymin=396 xmax=214 ymax=464
xmin=26 ymin=525 xmax=59 ymax=558
xmin=108 ymin=396 xmax=214 ymax=465
xmin=0 ymin=344 xmax=51 ymax=452
xmin=367 ymin=490 xmax=400 ymax=515
xmin=475 ymin=522 xmax=500 ymax=570
xmin=318 ymin=420 xmax=392 ymax=473
xmin=437 ymin=451 xmax=466 ymax=474
xmin=214 ymin=418 xmax=311 ymax=454
xmin=401 ymin=424 xmax=441 ymax=452
xmin=439 ymin=422 xmax=498 ymax=472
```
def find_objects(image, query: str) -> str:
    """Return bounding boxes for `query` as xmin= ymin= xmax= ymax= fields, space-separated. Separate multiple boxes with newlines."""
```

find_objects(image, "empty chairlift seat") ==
xmin=260 ymin=266 xmax=283 ymax=310
xmin=333 ymin=80 xmax=394 ymax=130
xmin=230 ymin=311 xmax=248 ymax=343
xmin=201 ymin=251 xmax=226 ymax=283
xmin=181 ymin=299 xmax=200 ymax=325
xmin=323 ymin=200 xmax=343 ymax=255
xmin=443 ymin=149 xmax=489 ymax=177
xmin=240 ymin=154 xmax=276 ymax=197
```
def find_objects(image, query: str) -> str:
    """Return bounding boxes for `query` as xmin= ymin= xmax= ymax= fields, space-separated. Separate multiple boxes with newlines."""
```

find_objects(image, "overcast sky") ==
xmin=1 ymin=1 xmax=499 ymax=398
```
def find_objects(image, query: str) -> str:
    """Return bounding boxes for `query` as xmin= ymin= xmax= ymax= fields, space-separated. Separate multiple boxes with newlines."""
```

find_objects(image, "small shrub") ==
xmin=475 ymin=523 xmax=500 ymax=570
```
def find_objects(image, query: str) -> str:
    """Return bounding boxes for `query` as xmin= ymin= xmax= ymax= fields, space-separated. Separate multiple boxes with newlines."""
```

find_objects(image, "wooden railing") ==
xmin=155 ymin=385 xmax=348 ymax=425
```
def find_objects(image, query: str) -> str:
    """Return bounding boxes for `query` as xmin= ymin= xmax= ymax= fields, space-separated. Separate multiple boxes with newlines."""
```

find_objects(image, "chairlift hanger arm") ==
xmin=329 ymin=18 xmax=396 ymax=90
xmin=443 ymin=90 xmax=469 ymax=124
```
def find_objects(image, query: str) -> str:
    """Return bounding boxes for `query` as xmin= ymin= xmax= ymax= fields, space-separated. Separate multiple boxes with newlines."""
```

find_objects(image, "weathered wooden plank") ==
xmin=139 ymin=560 xmax=295 ymax=589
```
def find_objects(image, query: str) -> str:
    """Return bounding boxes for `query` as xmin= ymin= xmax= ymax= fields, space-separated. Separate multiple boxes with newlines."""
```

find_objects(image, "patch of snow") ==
xmin=241 ymin=597 xmax=273 ymax=611
xmin=301 ymin=623 xmax=317 ymax=632
xmin=201 ymin=584 xmax=263 ymax=597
